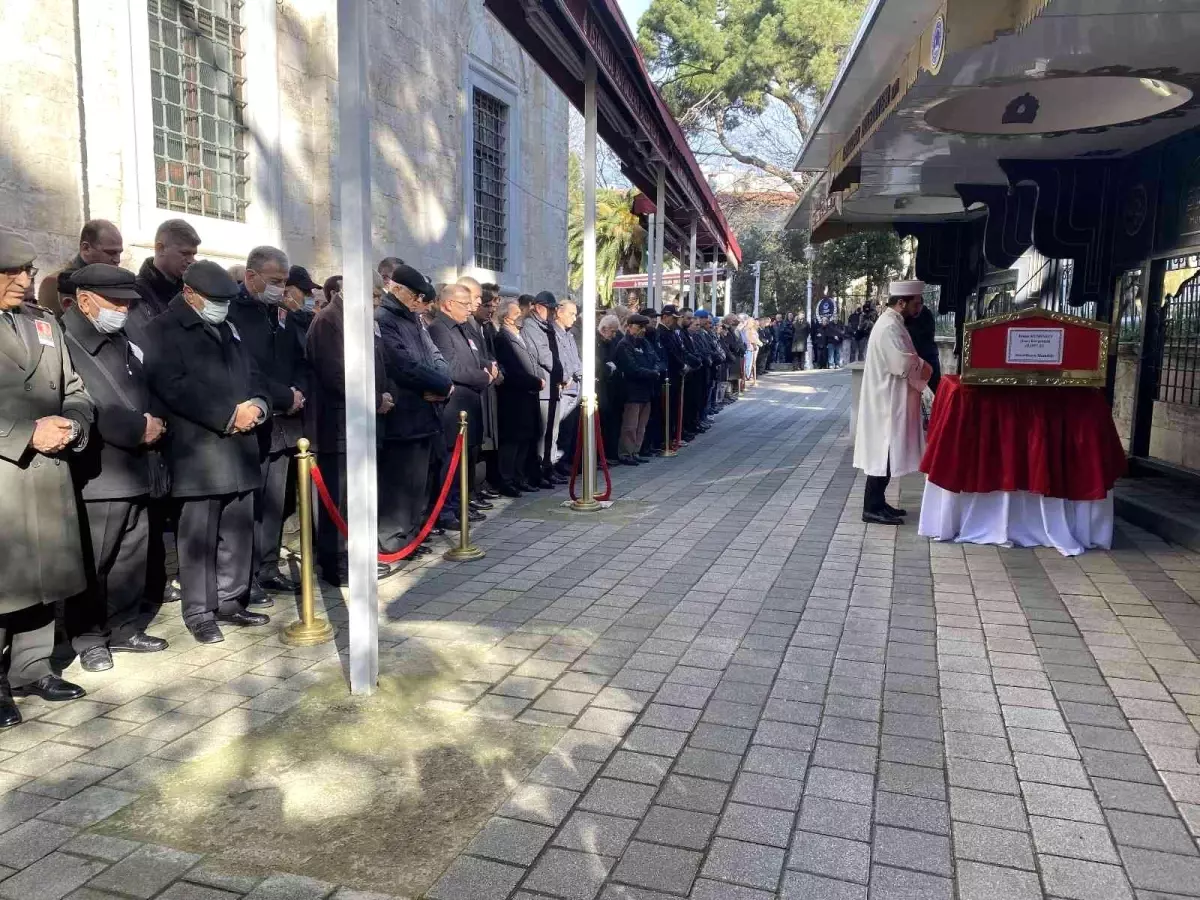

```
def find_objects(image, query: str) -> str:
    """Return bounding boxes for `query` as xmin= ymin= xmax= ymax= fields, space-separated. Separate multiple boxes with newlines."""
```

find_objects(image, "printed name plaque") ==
xmin=962 ymin=307 xmax=1108 ymax=388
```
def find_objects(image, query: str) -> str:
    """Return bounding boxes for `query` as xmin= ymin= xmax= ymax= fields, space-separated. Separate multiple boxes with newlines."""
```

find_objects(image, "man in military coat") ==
xmin=0 ymin=230 xmax=93 ymax=726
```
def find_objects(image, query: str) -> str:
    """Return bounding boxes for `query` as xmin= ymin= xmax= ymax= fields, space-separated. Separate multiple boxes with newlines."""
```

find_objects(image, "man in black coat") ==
xmin=461 ymin=278 xmax=501 ymax=501
xmin=305 ymin=273 xmax=394 ymax=585
xmin=553 ymin=299 xmax=582 ymax=478
xmin=658 ymin=305 xmax=694 ymax=445
xmin=811 ymin=318 xmax=827 ymax=369
xmin=375 ymin=266 xmax=452 ymax=555
xmin=520 ymin=292 xmax=563 ymax=486
xmin=428 ymin=283 xmax=493 ymax=527
xmin=229 ymin=246 xmax=311 ymax=602
xmin=905 ymin=293 xmax=941 ymax=393
xmin=614 ymin=314 xmax=660 ymax=465
xmin=144 ymin=261 xmax=271 ymax=644
xmin=677 ymin=309 xmax=706 ymax=439
xmin=63 ymin=265 xmax=171 ymax=672
xmin=639 ymin=307 xmax=667 ymax=456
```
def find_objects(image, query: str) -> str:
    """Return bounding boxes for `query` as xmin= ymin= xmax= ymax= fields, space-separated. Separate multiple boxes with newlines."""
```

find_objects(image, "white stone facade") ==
xmin=0 ymin=0 xmax=569 ymax=295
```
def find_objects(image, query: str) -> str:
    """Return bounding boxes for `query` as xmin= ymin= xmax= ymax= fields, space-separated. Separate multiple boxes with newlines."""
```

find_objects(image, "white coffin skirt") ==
xmin=918 ymin=482 xmax=1114 ymax=557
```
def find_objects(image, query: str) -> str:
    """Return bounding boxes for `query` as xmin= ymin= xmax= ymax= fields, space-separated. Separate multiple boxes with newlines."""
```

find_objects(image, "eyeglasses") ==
xmin=1 ymin=264 xmax=37 ymax=278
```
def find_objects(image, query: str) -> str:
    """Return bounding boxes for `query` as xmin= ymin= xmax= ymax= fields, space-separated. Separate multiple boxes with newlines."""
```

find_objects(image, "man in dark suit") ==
xmin=521 ymin=292 xmax=563 ymax=486
xmin=144 ymin=262 xmax=271 ymax=644
xmin=639 ymin=307 xmax=667 ymax=456
xmin=460 ymin=277 xmax=501 ymax=503
xmin=63 ymin=265 xmax=170 ymax=672
xmin=305 ymin=273 xmax=394 ymax=585
xmin=429 ymin=284 xmax=494 ymax=526
xmin=229 ymin=246 xmax=311 ymax=604
xmin=0 ymin=230 xmax=92 ymax=725
xmin=375 ymin=266 xmax=452 ymax=555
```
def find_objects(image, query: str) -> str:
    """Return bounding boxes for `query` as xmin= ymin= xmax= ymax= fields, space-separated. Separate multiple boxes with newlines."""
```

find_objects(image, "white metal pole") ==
xmin=337 ymin=0 xmax=378 ymax=694
xmin=729 ymin=269 xmax=737 ymax=320
xmin=646 ymin=213 xmax=656 ymax=309
xmin=752 ymin=262 xmax=761 ymax=318
xmin=655 ymin=166 xmax=666 ymax=310
xmin=578 ymin=58 xmax=600 ymax=509
xmin=806 ymin=257 xmax=814 ymax=370
xmin=710 ymin=252 xmax=719 ymax=313
xmin=689 ymin=221 xmax=697 ymax=310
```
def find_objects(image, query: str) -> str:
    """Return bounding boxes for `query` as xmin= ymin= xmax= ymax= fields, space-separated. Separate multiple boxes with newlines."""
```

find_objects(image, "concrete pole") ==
xmin=806 ymin=252 xmax=815 ymax=370
xmin=752 ymin=261 xmax=761 ymax=318
xmin=576 ymin=58 xmax=600 ymax=510
xmin=337 ymin=0 xmax=378 ymax=694
xmin=710 ymin=252 xmax=719 ymax=313
xmin=655 ymin=166 xmax=666 ymax=310
xmin=689 ymin=220 xmax=698 ymax=310
xmin=646 ymin=213 xmax=657 ymax=309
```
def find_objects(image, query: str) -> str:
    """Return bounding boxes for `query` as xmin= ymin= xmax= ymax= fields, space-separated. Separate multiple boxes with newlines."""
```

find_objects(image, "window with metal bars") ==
xmin=1155 ymin=256 xmax=1200 ymax=406
xmin=149 ymin=0 xmax=249 ymax=222
xmin=473 ymin=89 xmax=509 ymax=273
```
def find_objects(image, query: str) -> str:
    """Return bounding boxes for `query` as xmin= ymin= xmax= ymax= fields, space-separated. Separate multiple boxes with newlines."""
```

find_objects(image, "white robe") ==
xmin=853 ymin=307 xmax=929 ymax=477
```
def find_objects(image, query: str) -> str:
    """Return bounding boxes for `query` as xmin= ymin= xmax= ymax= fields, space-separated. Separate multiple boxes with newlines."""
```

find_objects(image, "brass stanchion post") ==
xmin=571 ymin=395 xmax=602 ymax=511
xmin=283 ymin=438 xmax=335 ymax=646
xmin=677 ymin=371 xmax=686 ymax=447
xmin=444 ymin=411 xmax=485 ymax=561
xmin=662 ymin=380 xmax=676 ymax=458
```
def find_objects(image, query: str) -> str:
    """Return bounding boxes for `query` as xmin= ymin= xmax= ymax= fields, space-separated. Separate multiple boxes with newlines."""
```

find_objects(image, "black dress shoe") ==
xmin=478 ymin=488 xmax=501 ymax=500
xmin=161 ymin=578 xmax=183 ymax=603
xmin=110 ymin=632 xmax=169 ymax=653
xmin=884 ymin=504 xmax=909 ymax=518
xmin=79 ymin=646 xmax=114 ymax=673
xmin=862 ymin=510 xmax=904 ymax=526
xmin=258 ymin=574 xmax=298 ymax=592
xmin=188 ymin=620 xmax=225 ymax=644
xmin=497 ymin=484 xmax=523 ymax=498
xmin=216 ymin=609 xmax=271 ymax=627
xmin=517 ymin=480 xmax=540 ymax=492
xmin=637 ymin=454 xmax=653 ymax=463
xmin=13 ymin=675 xmax=86 ymax=702
xmin=470 ymin=499 xmax=495 ymax=511
xmin=412 ymin=544 xmax=431 ymax=557
xmin=428 ymin=526 xmax=447 ymax=537
xmin=467 ymin=508 xmax=486 ymax=522
xmin=0 ymin=690 xmax=19 ymax=729
xmin=247 ymin=582 xmax=275 ymax=609
xmin=536 ymin=477 xmax=556 ymax=489
xmin=378 ymin=562 xmax=400 ymax=579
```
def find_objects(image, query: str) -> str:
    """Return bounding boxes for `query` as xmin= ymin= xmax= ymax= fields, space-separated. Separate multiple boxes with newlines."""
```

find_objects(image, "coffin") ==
xmin=961 ymin=307 xmax=1109 ymax=388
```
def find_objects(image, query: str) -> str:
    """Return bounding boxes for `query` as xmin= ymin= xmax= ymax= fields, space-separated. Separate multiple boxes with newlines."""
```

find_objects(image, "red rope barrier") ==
xmin=311 ymin=432 xmax=464 ymax=563
xmin=567 ymin=409 xmax=612 ymax=502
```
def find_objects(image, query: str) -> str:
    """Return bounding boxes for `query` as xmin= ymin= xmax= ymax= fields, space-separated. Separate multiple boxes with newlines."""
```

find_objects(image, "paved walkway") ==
xmin=3 ymin=369 xmax=1200 ymax=899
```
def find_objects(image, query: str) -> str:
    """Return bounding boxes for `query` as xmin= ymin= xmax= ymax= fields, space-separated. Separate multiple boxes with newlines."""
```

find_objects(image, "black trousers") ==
xmin=378 ymin=438 xmax=432 ymax=553
xmin=178 ymin=492 xmax=254 ymax=627
xmin=864 ymin=459 xmax=893 ymax=514
xmin=69 ymin=498 xmax=150 ymax=652
xmin=684 ymin=372 xmax=703 ymax=433
xmin=253 ymin=449 xmax=295 ymax=582
xmin=642 ymin=382 xmax=664 ymax=453
xmin=0 ymin=605 xmax=55 ymax=687
xmin=667 ymin=374 xmax=684 ymax=443
xmin=557 ymin=396 xmax=581 ymax=473
xmin=144 ymin=498 xmax=178 ymax=602
xmin=498 ymin=440 xmax=530 ymax=486
xmin=316 ymin=450 xmax=347 ymax=573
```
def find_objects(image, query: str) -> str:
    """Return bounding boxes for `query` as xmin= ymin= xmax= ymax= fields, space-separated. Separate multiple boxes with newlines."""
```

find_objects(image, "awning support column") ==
xmin=337 ymin=0 xmax=378 ymax=694
xmin=729 ymin=268 xmax=736 ymax=319
xmin=655 ymin=166 xmax=666 ymax=310
xmin=574 ymin=57 xmax=601 ymax=512
xmin=646 ymin=213 xmax=657 ymax=308
xmin=689 ymin=220 xmax=697 ymax=310
xmin=710 ymin=253 xmax=719 ymax=313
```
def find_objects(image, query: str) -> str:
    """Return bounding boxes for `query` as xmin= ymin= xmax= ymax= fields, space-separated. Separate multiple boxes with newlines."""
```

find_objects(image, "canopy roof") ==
xmin=485 ymin=0 xmax=741 ymax=265
xmin=787 ymin=0 xmax=1200 ymax=240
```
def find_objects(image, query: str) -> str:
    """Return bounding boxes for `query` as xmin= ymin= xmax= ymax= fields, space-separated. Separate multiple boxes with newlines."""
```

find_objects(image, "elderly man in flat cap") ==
xmin=62 ymin=264 xmax=171 ymax=671
xmin=144 ymin=261 xmax=272 ymax=643
xmin=854 ymin=279 xmax=933 ymax=526
xmin=0 ymin=230 xmax=94 ymax=725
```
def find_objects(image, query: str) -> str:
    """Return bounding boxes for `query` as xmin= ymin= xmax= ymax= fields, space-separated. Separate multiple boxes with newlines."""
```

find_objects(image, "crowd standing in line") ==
xmin=1 ymin=217 xmax=784 ymax=728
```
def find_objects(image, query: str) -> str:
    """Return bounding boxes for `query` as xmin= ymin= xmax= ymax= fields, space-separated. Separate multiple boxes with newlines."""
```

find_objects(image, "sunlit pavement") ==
xmin=4 ymin=368 xmax=1200 ymax=899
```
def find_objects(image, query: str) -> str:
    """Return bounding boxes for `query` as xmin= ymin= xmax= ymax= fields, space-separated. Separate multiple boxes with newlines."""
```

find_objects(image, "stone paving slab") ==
xmin=0 ymin=370 xmax=1198 ymax=898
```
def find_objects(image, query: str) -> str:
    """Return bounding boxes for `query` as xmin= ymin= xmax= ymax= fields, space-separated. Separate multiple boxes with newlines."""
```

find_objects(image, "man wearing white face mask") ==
xmin=144 ymin=261 xmax=271 ymax=644
xmin=62 ymin=265 xmax=171 ymax=671
xmin=231 ymin=246 xmax=311 ymax=605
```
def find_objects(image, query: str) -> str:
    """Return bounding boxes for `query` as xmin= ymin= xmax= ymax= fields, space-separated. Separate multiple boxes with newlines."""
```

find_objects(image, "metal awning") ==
xmin=789 ymin=0 xmax=1200 ymax=239
xmin=485 ymin=0 xmax=741 ymax=266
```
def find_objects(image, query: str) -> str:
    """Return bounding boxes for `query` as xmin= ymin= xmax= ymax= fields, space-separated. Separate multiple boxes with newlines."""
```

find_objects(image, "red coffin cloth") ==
xmin=920 ymin=376 xmax=1127 ymax=501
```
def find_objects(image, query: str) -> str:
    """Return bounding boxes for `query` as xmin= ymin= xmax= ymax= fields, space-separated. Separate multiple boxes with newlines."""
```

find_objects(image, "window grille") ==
xmin=1156 ymin=257 xmax=1200 ymax=406
xmin=149 ymin=0 xmax=249 ymax=221
xmin=473 ymin=89 xmax=509 ymax=273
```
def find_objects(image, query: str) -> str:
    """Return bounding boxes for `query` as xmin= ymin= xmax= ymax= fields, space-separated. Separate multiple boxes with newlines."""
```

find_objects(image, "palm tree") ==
xmin=567 ymin=156 xmax=647 ymax=304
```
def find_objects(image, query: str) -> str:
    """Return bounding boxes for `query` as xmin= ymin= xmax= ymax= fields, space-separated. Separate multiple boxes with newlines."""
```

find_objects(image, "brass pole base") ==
xmin=444 ymin=546 xmax=486 ymax=561
xmin=570 ymin=498 xmax=603 ymax=512
xmin=282 ymin=618 xmax=336 ymax=646
xmin=662 ymin=447 xmax=678 ymax=458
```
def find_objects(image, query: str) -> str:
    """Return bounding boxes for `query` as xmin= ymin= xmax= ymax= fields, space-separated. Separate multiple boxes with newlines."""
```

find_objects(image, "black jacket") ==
xmin=521 ymin=314 xmax=560 ymax=400
xmin=493 ymin=327 xmax=542 ymax=444
xmin=374 ymin=296 xmax=451 ymax=443
xmin=127 ymin=259 xmax=182 ymax=348
xmin=63 ymin=307 xmax=160 ymax=501
xmin=304 ymin=296 xmax=390 ymax=454
xmin=227 ymin=286 xmax=312 ymax=454
xmin=906 ymin=305 xmax=941 ymax=389
xmin=615 ymin=335 xmax=662 ymax=404
xmin=427 ymin=312 xmax=488 ymax=449
xmin=143 ymin=296 xmax=268 ymax=498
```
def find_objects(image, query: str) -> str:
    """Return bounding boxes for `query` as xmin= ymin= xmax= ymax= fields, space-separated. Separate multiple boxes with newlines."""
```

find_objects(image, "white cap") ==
xmin=889 ymin=280 xmax=926 ymax=297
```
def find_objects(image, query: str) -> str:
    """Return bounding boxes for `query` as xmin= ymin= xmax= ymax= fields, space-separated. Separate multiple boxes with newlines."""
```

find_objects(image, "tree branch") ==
xmin=713 ymin=117 xmax=805 ymax=193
